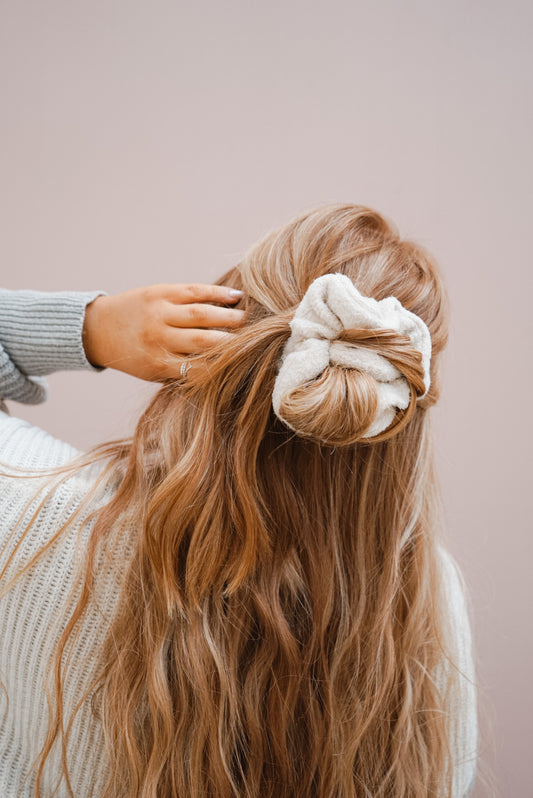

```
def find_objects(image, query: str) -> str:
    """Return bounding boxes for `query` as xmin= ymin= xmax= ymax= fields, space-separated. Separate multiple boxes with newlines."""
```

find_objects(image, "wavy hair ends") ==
xmin=4 ymin=202 xmax=462 ymax=797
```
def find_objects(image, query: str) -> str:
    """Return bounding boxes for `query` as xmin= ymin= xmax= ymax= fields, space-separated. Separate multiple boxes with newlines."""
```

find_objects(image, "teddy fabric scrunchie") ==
xmin=271 ymin=273 xmax=432 ymax=439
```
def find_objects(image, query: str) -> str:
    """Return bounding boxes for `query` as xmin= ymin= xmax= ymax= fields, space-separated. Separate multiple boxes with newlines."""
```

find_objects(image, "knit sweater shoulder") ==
xmin=0 ymin=288 xmax=478 ymax=798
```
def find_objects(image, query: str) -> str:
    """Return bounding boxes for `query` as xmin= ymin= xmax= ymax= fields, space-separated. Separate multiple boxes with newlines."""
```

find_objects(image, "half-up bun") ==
xmin=274 ymin=326 xmax=427 ymax=446
xmin=270 ymin=272 xmax=432 ymax=446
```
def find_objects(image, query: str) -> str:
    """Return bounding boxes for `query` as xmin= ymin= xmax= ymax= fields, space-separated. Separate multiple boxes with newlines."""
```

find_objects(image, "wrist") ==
xmin=82 ymin=294 xmax=111 ymax=368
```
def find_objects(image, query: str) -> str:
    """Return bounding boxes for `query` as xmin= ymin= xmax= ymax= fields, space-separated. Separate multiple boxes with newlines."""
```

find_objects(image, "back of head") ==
xmin=223 ymin=202 xmax=448 ymax=446
xmin=43 ymin=204 xmax=460 ymax=797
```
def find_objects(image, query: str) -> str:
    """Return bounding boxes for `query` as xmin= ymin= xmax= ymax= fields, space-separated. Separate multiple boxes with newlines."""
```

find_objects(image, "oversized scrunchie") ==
xmin=271 ymin=273 xmax=432 ymax=439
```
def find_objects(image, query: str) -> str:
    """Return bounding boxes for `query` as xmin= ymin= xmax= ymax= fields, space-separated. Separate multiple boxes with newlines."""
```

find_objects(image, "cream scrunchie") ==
xmin=272 ymin=273 xmax=432 ymax=439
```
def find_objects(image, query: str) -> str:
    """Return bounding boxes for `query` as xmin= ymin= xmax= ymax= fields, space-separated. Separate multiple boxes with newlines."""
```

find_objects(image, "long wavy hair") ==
xmin=1 ymin=203 xmax=462 ymax=797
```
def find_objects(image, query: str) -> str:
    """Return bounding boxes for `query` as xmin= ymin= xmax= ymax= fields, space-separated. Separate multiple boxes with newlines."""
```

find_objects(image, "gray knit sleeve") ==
xmin=0 ymin=288 xmax=108 ymax=405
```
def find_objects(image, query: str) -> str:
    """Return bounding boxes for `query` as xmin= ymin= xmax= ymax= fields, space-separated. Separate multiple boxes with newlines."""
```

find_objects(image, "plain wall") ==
xmin=1 ymin=1 xmax=531 ymax=794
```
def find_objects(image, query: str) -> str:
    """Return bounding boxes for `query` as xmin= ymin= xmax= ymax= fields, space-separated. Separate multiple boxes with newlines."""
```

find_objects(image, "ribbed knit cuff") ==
xmin=0 ymin=289 xmax=108 ymax=405
xmin=0 ymin=288 xmax=108 ymax=376
xmin=0 ymin=342 xmax=48 ymax=404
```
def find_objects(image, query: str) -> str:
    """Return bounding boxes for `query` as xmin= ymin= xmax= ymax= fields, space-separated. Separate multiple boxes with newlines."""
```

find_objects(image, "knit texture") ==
xmin=0 ymin=288 xmax=107 ymax=405
xmin=0 ymin=289 xmax=477 ymax=797
xmin=0 ymin=417 xmax=123 ymax=796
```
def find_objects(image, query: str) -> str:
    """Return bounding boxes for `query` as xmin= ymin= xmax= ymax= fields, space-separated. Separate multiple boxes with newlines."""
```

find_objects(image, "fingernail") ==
xmin=228 ymin=288 xmax=244 ymax=297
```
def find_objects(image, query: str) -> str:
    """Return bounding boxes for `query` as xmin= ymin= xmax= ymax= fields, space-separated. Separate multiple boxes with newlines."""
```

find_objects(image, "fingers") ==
xmin=162 ymin=301 xmax=247 ymax=330
xmin=155 ymin=282 xmax=244 ymax=307
xmin=139 ymin=283 xmax=247 ymax=380
xmin=162 ymin=326 xmax=236 ymax=355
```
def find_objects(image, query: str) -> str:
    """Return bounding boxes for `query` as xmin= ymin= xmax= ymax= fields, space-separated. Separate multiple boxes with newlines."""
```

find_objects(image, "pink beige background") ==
xmin=1 ymin=2 xmax=531 ymax=795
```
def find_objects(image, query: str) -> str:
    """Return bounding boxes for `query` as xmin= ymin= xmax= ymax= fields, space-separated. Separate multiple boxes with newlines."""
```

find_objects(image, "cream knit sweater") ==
xmin=0 ymin=289 xmax=478 ymax=797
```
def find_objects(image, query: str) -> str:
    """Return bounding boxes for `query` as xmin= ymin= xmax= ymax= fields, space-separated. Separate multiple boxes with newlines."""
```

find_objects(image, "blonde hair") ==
xmin=3 ymin=203 xmax=463 ymax=796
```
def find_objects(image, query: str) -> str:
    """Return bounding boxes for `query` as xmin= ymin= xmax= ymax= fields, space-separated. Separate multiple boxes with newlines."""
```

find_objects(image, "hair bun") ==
xmin=271 ymin=273 xmax=432 ymax=444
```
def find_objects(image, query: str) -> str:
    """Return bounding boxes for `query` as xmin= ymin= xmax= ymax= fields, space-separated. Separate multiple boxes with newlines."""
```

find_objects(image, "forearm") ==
xmin=0 ymin=288 xmax=108 ymax=404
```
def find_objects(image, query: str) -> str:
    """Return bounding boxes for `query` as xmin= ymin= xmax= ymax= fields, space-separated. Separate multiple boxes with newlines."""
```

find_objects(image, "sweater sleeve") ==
xmin=0 ymin=288 xmax=108 ymax=405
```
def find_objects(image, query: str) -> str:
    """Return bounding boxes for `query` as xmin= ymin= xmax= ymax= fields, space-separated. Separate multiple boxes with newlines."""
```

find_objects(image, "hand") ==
xmin=82 ymin=283 xmax=246 ymax=381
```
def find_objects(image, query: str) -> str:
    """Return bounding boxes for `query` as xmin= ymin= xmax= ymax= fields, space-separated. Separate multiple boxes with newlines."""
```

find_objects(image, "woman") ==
xmin=0 ymin=203 xmax=477 ymax=797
